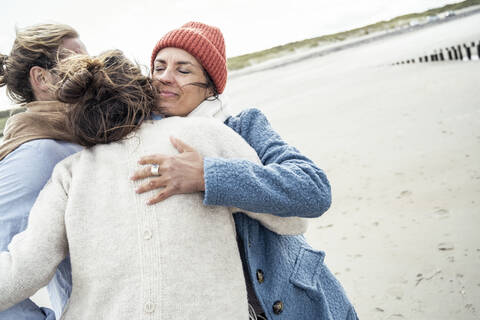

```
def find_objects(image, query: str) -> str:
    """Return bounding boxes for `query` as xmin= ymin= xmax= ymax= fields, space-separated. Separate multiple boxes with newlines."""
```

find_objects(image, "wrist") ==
xmin=198 ymin=157 xmax=205 ymax=191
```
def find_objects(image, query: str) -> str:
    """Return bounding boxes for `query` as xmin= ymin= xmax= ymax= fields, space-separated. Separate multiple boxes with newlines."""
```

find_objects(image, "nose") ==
xmin=153 ymin=67 xmax=175 ymax=84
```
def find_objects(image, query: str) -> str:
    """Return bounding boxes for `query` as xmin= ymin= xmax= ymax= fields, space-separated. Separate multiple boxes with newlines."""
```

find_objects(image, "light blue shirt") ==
xmin=0 ymin=139 xmax=81 ymax=320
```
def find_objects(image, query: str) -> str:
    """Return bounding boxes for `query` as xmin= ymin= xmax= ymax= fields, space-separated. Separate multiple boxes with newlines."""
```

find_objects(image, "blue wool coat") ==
xmin=204 ymin=108 xmax=358 ymax=319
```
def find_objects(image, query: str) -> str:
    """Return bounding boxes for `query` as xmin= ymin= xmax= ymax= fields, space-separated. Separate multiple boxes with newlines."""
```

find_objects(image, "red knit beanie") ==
xmin=150 ymin=22 xmax=227 ymax=94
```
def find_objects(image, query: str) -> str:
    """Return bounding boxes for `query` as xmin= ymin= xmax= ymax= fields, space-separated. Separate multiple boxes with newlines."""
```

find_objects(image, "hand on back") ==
xmin=131 ymin=136 xmax=205 ymax=205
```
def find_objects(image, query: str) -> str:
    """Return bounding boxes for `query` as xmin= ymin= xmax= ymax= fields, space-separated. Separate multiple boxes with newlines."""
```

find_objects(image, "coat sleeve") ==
xmin=193 ymin=118 xmax=308 ymax=235
xmin=204 ymin=108 xmax=331 ymax=218
xmin=0 ymin=162 xmax=70 ymax=312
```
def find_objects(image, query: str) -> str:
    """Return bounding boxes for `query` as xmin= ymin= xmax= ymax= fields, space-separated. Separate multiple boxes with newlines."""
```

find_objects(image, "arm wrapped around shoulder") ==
xmin=177 ymin=117 xmax=309 ymax=235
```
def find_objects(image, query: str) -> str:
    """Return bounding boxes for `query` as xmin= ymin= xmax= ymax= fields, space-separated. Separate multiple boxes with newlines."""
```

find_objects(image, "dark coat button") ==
xmin=273 ymin=300 xmax=284 ymax=314
xmin=256 ymin=269 xmax=264 ymax=284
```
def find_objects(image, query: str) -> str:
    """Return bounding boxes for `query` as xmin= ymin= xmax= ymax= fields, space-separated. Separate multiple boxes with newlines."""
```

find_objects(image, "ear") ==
xmin=29 ymin=66 xmax=53 ymax=100
xmin=205 ymin=86 xmax=214 ymax=99
xmin=29 ymin=66 xmax=50 ymax=92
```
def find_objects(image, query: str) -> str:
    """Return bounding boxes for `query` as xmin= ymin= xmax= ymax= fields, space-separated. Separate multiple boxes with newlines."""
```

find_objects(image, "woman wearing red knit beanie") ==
xmin=133 ymin=22 xmax=358 ymax=320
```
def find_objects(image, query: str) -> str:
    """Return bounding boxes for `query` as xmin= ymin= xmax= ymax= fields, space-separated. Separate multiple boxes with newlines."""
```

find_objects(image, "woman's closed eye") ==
xmin=178 ymin=68 xmax=191 ymax=74
xmin=154 ymin=66 xmax=190 ymax=74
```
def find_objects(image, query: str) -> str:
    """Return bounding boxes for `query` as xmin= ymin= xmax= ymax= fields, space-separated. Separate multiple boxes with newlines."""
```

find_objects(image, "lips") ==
xmin=158 ymin=90 xmax=178 ymax=98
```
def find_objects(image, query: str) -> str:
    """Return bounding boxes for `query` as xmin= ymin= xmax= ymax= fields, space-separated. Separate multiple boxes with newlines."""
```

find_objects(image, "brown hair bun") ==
xmin=54 ymin=50 xmax=157 ymax=147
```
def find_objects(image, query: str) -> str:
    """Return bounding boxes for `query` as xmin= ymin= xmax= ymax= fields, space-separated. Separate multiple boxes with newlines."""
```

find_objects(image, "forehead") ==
xmin=60 ymin=37 xmax=88 ymax=55
xmin=154 ymin=47 xmax=201 ymax=67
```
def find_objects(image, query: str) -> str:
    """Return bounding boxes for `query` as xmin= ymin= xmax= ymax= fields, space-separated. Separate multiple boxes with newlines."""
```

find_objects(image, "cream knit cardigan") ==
xmin=0 ymin=116 xmax=307 ymax=320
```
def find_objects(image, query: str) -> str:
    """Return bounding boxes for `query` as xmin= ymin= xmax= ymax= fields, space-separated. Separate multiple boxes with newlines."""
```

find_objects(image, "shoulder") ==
xmin=158 ymin=116 xmax=232 ymax=137
xmin=155 ymin=117 xmax=255 ymax=158
xmin=0 ymin=139 xmax=80 ymax=192
xmin=16 ymin=139 xmax=80 ymax=171
xmin=234 ymin=108 xmax=265 ymax=119
xmin=226 ymin=108 xmax=268 ymax=125
xmin=225 ymin=108 xmax=273 ymax=137
xmin=9 ymin=139 xmax=80 ymax=157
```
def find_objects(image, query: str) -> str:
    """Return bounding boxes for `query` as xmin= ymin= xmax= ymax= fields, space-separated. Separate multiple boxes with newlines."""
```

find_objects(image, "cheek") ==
xmin=172 ymin=89 xmax=203 ymax=115
xmin=184 ymin=88 xmax=206 ymax=105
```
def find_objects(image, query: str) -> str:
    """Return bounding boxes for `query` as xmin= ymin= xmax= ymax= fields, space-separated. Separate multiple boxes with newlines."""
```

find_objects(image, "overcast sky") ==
xmin=1 ymin=0 xmax=462 ymax=108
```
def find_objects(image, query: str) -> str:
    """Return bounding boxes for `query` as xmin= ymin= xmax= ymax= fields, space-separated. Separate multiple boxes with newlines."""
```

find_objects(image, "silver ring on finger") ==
xmin=150 ymin=164 xmax=160 ymax=176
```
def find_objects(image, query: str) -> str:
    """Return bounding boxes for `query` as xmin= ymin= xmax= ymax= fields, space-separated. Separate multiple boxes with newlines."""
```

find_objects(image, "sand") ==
xmin=225 ymin=11 xmax=480 ymax=320
xmin=27 ymin=11 xmax=480 ymax=319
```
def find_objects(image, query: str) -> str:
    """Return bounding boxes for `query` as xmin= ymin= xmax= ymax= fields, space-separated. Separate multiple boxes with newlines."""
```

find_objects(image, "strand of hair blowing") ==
xmin=54 ymin=51 xmax=156 ymax=147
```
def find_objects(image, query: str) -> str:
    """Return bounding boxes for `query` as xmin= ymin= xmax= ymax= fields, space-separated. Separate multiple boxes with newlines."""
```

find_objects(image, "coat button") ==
xmin=272 ymin=300 xmax=284 ymax=314
xmin=143 ymin=229 xmax=152 ymax=240
xmin=256 ymin=269 xmax=264 ymax=284
xmin=144 ymin=302 xmax=155 ymax=313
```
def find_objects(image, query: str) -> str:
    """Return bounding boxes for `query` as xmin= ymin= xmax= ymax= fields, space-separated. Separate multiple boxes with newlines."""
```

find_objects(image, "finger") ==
xmin=138 ymin=154 xmax=169 ymax=165
xmin=135 ymin=177 xmax=167 ymax=194
xmin=147 ymin=187 xmax=175 ymax=205
xmin=170 ymin=136 xmax=195 ymax=153
xmin=130 ymin=166 xmax=156 ymax=181
xmin=131 ymin=164 xmax=166 ymax=180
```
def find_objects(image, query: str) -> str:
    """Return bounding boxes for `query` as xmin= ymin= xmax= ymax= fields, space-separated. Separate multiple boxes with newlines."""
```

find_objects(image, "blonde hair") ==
xmin=0 ymin=23 xmax=78 ymax=103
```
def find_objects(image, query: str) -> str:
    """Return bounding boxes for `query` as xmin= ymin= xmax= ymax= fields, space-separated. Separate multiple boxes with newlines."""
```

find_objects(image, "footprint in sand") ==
xmin=316 ymin=224 xmax=333 ymax=229
xmin=387 ymin=286 xmax=404 ymax=300
xmin=397 ymin=190 xmax=412 ymax=199
xmin=438 ymin=242 xmax=454 ymax=251
xmin=433 ymin=208 xmax=449 ymax=219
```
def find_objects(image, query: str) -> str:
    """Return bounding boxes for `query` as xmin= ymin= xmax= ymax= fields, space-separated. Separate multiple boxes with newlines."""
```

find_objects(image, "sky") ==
xmin=1 ymin=0 xmax=463 ymax=108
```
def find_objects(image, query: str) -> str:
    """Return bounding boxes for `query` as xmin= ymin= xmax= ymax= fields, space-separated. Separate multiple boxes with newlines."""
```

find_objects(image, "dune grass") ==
xmin=1 ymin=0 xmax=479 ymax=137
xmin=226 ymin=0 xmax=480 ymax=70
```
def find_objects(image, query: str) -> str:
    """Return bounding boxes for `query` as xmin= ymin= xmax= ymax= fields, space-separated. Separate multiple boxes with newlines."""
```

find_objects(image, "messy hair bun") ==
xmin=54 ymin=50 xmax=156 ymax=147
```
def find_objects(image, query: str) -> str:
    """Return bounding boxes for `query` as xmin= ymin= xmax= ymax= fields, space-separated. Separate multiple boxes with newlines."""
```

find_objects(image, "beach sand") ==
xmin=226 ymin=11 xmax=480 ymax=320
xmin=29 ymin=11 xmax=480 ymax=319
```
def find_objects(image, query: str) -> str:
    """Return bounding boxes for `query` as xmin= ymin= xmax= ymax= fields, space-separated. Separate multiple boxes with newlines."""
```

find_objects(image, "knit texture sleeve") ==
xmin=204 ymin=108 xmax=331 ymax=218
xmin=185 ymin=118 xmax=307 ymax=235
xmin=0 ymin=160 xmax=71 ymax=311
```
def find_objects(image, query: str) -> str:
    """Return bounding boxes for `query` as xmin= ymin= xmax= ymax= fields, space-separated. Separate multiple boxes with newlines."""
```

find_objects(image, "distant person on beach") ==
xmin=0 ymin=49 xmax=309 ymax=319
xmin=0 ymin=23 xmax=86 ymax=320
xmin=130 ymin=21 xmax=358 ymax=319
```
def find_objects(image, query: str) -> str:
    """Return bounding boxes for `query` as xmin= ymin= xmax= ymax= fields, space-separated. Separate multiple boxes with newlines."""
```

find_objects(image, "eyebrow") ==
xmin=154 ymin=59 xmax=194 ymax=66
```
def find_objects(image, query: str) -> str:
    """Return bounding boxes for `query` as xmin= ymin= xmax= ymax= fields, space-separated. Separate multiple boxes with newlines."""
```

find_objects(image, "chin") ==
xmin=161 ymin=110 xmax=185 ymax=118
xmin=158 ymin=106 xmax=176 ymax=116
